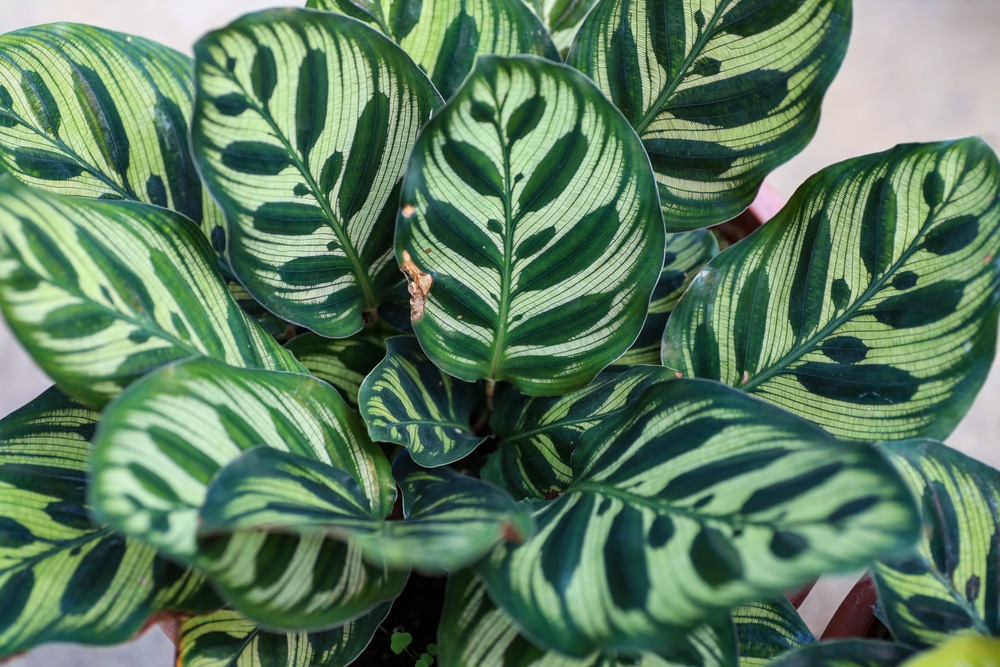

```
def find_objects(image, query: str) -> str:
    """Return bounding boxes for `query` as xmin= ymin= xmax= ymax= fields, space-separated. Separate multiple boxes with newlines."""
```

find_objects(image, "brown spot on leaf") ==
xmin=401 ymin=204 xmax=416 ymax=218
xmin=400 ymin=249 xmax=432 ymax=323
xmin=501 ymin=520 xmax=527 ymax=544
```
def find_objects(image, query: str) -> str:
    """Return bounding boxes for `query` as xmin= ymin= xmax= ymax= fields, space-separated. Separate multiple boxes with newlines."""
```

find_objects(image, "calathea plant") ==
xmin=0 ymin=1 xmax=998 ymax=665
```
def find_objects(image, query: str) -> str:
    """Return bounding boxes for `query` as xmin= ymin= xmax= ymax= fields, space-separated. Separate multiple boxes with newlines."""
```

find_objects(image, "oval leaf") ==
xmin=0 ymin=387 xmax=217 ymax=658
xmin=396 ymin=55 xmax=665 ymax=395
xmin=567 ymin=0 xmax=851 ymax=229
xmin=477 ymin=379 xmax=919 ymax=656
xmin=0 ymin=181 xmax=303 ymax=407
xmin=732 ymin=596 xmax=815 ymax=667
xmin=359 ymin=336 xmax=486 ymax=467
xmin=873 ymin=440 xmax=1000 ymax=648
xmin=900 ymin=636 xmax=1000 ymax=667
xmin=663 ymin=139 xmax=1000 ymax=441
xmin=285 ymin=328 xmax=389 ymax=408
xmin=193 ymin=8 xmax=442 ymax=338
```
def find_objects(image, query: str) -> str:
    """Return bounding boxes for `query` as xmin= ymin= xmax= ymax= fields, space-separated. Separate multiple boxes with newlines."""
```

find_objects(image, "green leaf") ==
xmin=0 ymin=23 xmax=221 ymax=234
xmin=766 ymin=640 xmax=916 ymax=667
xmin=89 ymin=357 xmax=402 ymax=630
xmin=900 ymin=636 xmax=1000 ymax=667
xmin=484 ymin=366 xmax=675 ymax=500
xmin=285 ymin=328 xmax=389 ymax=408
xmin=200 ymin=449 xmax=532 ymax=575
xmin=732 ymin=596 xmax=815 ymax=667
xmin=438 ymin=569 xmax=738 ymax=667
xmin=396 ymin=55 xmax=665 ymax=396
xmin=527 ymin=0 xmax=601 ymax=53
xmin=177 ymin=603 xmax=390 ymax=667
xmin=663 ymin=139 xmax=1000 ymax=441
xmin=611 ymin=230 xmax=717 ymax=369
xmin=567 ymin=0 xmax=851 ymax=229
xmin=193 ymin=8 xmax=442 ymax=338
xmin=0 ymin=180 xmax=303 ymax=408
xmin=391 ymin=630 xmax=413 ymax=655
xmin=477 ymin=379 xmax=919 ymax=656
xmin=872 ymin=440 xmax=1000 ymax=648
xmin=0 ymin=387 xmax=217 ymax=658
xmin=307 ymin=0 xmax=561 ymax=100
xmin=359 ymin=336 xmax=486 ymax=467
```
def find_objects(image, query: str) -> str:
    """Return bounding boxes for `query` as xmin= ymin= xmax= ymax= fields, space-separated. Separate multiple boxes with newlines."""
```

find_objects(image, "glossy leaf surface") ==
xmin=873 ymin=440 xmax=1000 ymax=648
xmin=0 ymin=387 xmax=215 ymax=658
xmin=484 ymin=366 xmax=674 ymax=500
xmin=360 ymin=336 xmax=485 ymax=466
xmin=90 ymin=358 xmax=401 ymax=630
xmin=663 ymin=139 xmax=1000 ymax=441
xmin=766 ymin=640 xmax=915 ymax=667
xmin=0 ymin=181 xmax=302 ymax=407
xmin=732 ymin=597 xmax=815 ymax=666
xmin=396 ymin=55 xmax=664 ymax=395
xmin=285 ymin=328 xmax=388 ymax=408
xmin=568 ymin=0 xmax=851 ymax=229
xmin=193 ymin=9 xmax=442 ymax=338
xmin=478 ymin=379 xmax=919 ymax=656
xmin=177 ymin=604 xmax=390 ymax=667
xmin=307 ymin=0 xmax=560 ymax=99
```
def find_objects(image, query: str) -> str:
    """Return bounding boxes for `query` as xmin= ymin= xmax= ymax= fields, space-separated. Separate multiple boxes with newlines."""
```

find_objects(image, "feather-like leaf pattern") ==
xmin=732 ymin=596 xmax=815 ymax=667
xmin=285 ymin=328 xmax=389 ymax=408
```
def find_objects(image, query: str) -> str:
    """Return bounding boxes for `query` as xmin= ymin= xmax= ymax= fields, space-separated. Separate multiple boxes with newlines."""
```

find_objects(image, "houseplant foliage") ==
xmin=0 ymin=1 xmax=998 ymax=666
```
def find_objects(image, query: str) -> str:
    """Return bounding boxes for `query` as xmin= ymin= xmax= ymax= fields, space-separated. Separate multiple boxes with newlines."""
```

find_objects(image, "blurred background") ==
xmin=1 ymin=0 xmax=999 ymax=664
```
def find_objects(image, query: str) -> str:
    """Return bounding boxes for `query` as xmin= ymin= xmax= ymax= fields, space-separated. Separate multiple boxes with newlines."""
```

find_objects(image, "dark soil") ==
xmin=353 ymin=572 xmax=448 ymax=665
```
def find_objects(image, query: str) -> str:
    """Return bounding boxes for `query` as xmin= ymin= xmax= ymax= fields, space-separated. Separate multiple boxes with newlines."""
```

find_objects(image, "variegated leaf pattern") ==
xmin=527 ymin=0 xmax=602 ymax=53
xmin=567 ymin=0 xmax=851 ymax=230
xmin=285 ymin=328 xmax=389 ymax=408
xmin=89 ymin=357 xmax=403 ymax=630
xmin=307 ymin=0 xmax=560 ymax=100
xmin=483 ymin=366 xmax=674 ymax=500
xmin=359 ymin=336 xmax=486 ymax=467
xmin=438 ymin=568 xmax=737 ymax=667
xmin=663 ymin=139 xmax=1000 ymax=441
xmin=765 ymin=640 xmax=916 ymax=667
xmin=176 ymin=603 xmax=390 ymax=667
xmin=0 ymin=387 xmax=217 ymax=658
xmin=192 ymin=9 xmax=442 ymax=338
xmin=200 ymin=448 xmax=531 ymax=574
xmin=0 ymin=181 xmax=303 ymax=408
xmin=396 ymin=55 xmax=665 ymax=396
xmin=611 ymin=229 xmax=717 ymax=368
xmin=0 ymin=23 xmax=226 ymax=246
xmin=477 ymin=378 xmax=919 ymax=656
xmin=732 ymin=596 xmax=814 ymax=667
xmin=872 ymin=440 xmax=1000 ymax=648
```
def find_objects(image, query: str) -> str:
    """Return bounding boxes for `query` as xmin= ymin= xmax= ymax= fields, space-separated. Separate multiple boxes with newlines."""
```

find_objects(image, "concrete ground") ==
xmin=1 ymin=0 xmax=999 ymax=663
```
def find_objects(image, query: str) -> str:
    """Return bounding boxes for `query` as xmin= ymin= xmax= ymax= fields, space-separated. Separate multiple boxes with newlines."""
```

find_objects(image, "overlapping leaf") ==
xmin=396 ymin=55 xmax=664 ymax=396
xmin=567 ymin=0 xmax=851 ymax=229
xmin=307 ymin=0 xmax=560 ymax=100
xmin=0 ymin=181 xmax=303 ymax=407
xmin=0 ymin=387 xmax=217 ymax=658
xmin=285 ymin=328 xmax=389 ymax=408
xmin=192 ymin=8 xmax=442 ymax=338
xmin=527 ymin=0 xmax=602 ymax=53
xmin=177 ymin=604 xmax=390 ymax=667
xmin=477 ymin=378 xmax=919 ymax=656
xmin=90 ymin=357 xmax=402 ymax=630
xmin=200 ymin=449 xmax=531 ymax=575
xmin=359 ymin=336 xmax=486 ymax=466
xmin=438 ymin=569 xmax=738 ymax=667
xmin=765 ymin=640 xmax=915 ymax=667
xmin=872 ymin=440 xmax=1000 ymax=648
xmin=483 ymin=366 xmax=674 ymax=500
xmin=663 ymin=139 xmax=1000 ymax=441
xmin=732 ymin=597 xmax=815 ymax=666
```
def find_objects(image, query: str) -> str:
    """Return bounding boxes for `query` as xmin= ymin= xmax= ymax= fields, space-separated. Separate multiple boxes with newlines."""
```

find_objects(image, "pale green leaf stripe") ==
xmin=438 ymin=569 xmax=737 ymax=667
xmin=360 ymin=336 xmax=486 ymax=467
xmin=478 ymin=379 xmax=919 ymax=657
xmin=0 ymin=23 xmax=225 ymax=244
xmin=568 ymin=0 xmax=850 ymax=229
xmin=732 ymin=597 xmax=814 ymax=667
xmin=177 ymin=604 xmax=390 ymax=667
xmin=613 ymin=229 xmax=716 ymax=368
xmin=484 ymin=366 xmax=675 ymax=500
xmin=527 ymin=0 xmax=601 ymax=53
xmin=193 ymin=8 xmax=442 ymax=338
xmin=765 ymin=640 xmax=915 ymax=667
xmin=0 ymin=181 xmax=302 ymax=407
xmin=0 ymin=387 xmax=216 ymax=658
xmin=873 ymin=440 xmax=1000 ymax=648
xmin=663 ymin=139 xmax=1000 ymax=441
xmin=285 ymin=328 xmax=388 ymax=408
xmin=307 ymin=0 xmax=560 ymax=100
xmin=396 ymin=55 xmax=665 ymax=396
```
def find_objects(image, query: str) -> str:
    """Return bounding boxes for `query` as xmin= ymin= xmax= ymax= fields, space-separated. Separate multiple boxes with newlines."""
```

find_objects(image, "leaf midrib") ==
xmin=488 ymin=100 xmax=516 ymax=381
